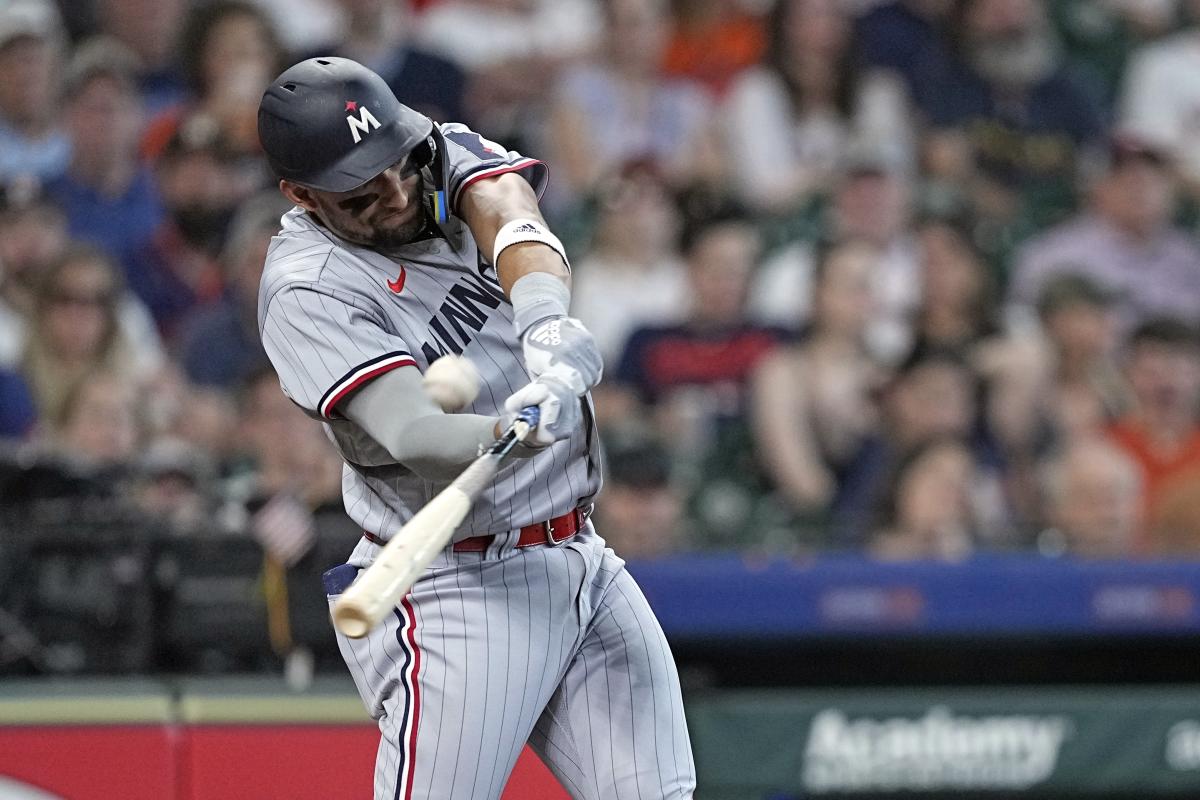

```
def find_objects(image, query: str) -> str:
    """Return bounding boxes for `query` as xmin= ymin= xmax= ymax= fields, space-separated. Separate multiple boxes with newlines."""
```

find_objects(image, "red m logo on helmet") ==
xmin=347 ymin=105 xmax=382 ymax=144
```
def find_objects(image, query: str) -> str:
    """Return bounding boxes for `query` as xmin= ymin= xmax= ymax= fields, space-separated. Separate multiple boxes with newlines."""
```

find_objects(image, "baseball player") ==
xmin=255 ymin=58 xmax=696 ymax=799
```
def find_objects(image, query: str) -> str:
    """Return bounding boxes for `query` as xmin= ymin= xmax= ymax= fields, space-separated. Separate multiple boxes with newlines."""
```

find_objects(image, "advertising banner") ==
xmin=689 ymin=687 xmax=1200 ymax=798
xmin=629 ymin=556 xmax=1200 ymax=638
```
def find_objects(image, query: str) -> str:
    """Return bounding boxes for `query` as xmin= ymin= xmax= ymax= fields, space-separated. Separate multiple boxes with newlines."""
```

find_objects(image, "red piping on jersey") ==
xmin=451 ymin=158 xmax=543 ymax=212
xmin=400 ymin=594 xmax=422 ymax=800
xmin=322 ymin=357 xmax=416 ymax=418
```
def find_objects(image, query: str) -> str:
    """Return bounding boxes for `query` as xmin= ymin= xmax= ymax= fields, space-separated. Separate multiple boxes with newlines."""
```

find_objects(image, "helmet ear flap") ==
xmin=408 ymin=137 xmax=436 ymax=173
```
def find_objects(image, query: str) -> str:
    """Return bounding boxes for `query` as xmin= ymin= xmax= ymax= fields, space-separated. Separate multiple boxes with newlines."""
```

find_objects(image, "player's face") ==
xmin=309 ymin=155 xmax=429 ymax=250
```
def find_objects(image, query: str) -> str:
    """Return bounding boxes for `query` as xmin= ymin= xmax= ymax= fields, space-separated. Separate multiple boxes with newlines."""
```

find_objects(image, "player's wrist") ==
xmin=538 ymin=365 xmax=587 ymax=396
xmin=511 ymin=271 xmax=571 ymax=337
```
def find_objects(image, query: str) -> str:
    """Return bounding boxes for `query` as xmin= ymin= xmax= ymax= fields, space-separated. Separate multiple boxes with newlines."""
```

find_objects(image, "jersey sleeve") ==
xmin=439 ymin=122 xmax=548 ymax=215
xmin=260 ymin=282 xmax=417 ymax=420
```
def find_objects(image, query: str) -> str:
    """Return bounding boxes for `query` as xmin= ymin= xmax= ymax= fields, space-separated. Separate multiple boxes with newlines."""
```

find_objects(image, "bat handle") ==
xmin=489 ymin=405 xmax=542 ymax=457
xmin=508 ymin=405 xmax=540 ymax=447
xmin=516 ymin=405 xmax=541 ymax=428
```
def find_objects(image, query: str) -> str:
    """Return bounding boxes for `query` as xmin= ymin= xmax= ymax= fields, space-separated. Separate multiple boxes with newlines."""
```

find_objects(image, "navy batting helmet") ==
xmin=258 ymin=57 xmax=434 ymax=193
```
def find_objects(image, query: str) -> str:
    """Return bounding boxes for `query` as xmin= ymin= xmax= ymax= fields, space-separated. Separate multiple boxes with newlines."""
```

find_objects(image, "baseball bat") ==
xmin=331 ymin=406 xmax=540 ymax=639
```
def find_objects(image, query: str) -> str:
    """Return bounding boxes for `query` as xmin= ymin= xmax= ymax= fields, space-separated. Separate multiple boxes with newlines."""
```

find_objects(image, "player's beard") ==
xmin=323 ymin=174 xmax=431 ymax=251
xmin=364 ymin=203 xmax=431 ymax=252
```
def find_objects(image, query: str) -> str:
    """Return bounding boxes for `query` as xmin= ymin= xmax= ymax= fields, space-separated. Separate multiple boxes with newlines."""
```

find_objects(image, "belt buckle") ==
xmin=545 ymin=519 xmax=566 ymax=547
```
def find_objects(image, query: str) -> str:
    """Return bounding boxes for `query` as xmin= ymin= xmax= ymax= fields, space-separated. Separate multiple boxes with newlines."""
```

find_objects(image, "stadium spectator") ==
xmin=93 ymin=0 xmax=188 ymax=112
xmin=48 ymin=38 xmax=166 ymax=289
xmin=1 ymin=368 xmax=141 ymax=505
xmin=855 ymin=0 xmax=953 ymax=96
xmin=832 ymin=346 xmax=993 ymax=547
xmin=143 ymin=364 xmax=239 ymax=468
xmin=911 ymin=215 xmax=1000 ymax=352
xmin=171 ymin=385 xmax=238 ymax=467
xmin=1106 ymin=318 xmax=1200 ymax=554
xmin=913 ymin=0 xmax=1105 ymax=230
xmin=229 ymin=368 xmax=340 ymax=507
xmin=1119 ymin=0 xmax=1200 ymax=196
xmin=224 ymin=368 xmax=343 ymax=565
xmin=1034 ymin=273 xmax=1127 ymax=441
xmin=0 ymin=180 xmax=68 ymax=366
xmin=133 ymin=117 xmax=257 ymax=338
xmin=605 ymin=197 xmax=781 ymax=438
xmin=723 ymin=0 xmax=912 ymax=214
xmin=142 ymin=0 xmax=286 ymax=162
xmin=419 ymin=0 xmax=601 ymax=144
xmin=605 ymin=197 xmax=786 ymax=542
xmin=963 ymin=273 xmax=1127 ymax=527
xmin=569 ymin=160 xmax=687 ymax=365
xmin=228 ymin=368 xmax=303 ymax=483
xmin=1039 ymin=435 xmax=1141 ymax=558
xmin=869 ymin=436 xmax=977 ymax=561
xmin=132 ymin=438 xmax=214 ymax=534
xmin=179 ymin=192 xmax=290 ymax=389
xmin=749 ymin=144 xmax=919 ymax=363
xmin=750 ymin=239 xmax=883 ymax=514
xmin=309 ymin=0 xmax=467 ymax=125
xmin=51 ymin=370 xmax=140 ymax=471
xmin=909 ymin=214 xmax=1044 ymax=495
xmin=591 ymin=437 xmax=684 ymax=559
xmin=0 ymin=0 xmax=70 ymax=182
xmin=1053 ymin=0 xmax=1173 ymax=106
xmin=19 ymin=247 xmax=156 ymax=424
xmin=662 ymin=0 xmax=765 ymax=95
xmin=1149 ymin=479 xmax=1200 ymax=555
xmin=250 ymin=0 xmax=343 ymax=55
xmin=544 ymin=0 xmax=718 ymax=210
xmin=1009 ymin=134 xmax=1200 ymax=337
xmin=418 ymin=0 xmax=600 ymax=73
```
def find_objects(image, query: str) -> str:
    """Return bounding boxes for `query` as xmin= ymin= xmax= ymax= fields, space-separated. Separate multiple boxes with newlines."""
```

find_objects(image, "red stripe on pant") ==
xmin=398 ymin=594 xmax=422 ymax=800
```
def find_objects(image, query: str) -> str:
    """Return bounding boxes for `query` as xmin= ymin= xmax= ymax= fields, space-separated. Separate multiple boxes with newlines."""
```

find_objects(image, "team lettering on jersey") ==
xmin=419 ymin=267 xmax=506 ymax=362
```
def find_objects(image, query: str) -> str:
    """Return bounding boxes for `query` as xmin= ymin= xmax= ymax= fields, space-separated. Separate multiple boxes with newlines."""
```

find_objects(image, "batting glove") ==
xmin=503 ymin=372 xmax=580 ymax=447
xmin=521 ymin=317 xmax=603 ymax=394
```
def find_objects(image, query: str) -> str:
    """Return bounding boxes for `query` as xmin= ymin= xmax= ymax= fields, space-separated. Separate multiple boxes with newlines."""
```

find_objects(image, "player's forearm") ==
xmin=393 ymin=414 xmax=503 ymax=480
xmin=343 ymin=367 xmax=501 ymax=480
xmin=459 ymin=171 xmax=602 ymax=394
xmin=458 ymin=172 xmax=570 ymax=296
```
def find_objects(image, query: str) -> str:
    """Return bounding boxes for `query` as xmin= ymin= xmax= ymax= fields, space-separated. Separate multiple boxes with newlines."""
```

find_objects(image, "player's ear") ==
xmin=280 ymin=180 xmax=318 ymax=213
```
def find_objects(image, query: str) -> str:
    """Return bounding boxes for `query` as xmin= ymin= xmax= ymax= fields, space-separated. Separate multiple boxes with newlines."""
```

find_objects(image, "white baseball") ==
xmin=423 ymin=354 xmax=481 ymax=411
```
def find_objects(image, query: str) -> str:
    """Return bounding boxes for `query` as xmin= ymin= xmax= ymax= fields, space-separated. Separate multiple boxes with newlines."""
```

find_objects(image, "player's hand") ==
xmin=521 ymin=317 xmax=603 ymax=394
xmin=502 ymin=372 xmax=580 ymax=447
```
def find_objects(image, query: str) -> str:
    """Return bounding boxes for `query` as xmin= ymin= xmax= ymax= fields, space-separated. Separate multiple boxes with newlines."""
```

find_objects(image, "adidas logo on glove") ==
xmin=527 ymin=319 xmax=563 ymax=346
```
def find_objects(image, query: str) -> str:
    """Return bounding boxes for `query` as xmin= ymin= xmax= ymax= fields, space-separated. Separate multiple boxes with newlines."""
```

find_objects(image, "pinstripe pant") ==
xmin=328 ymin=524 xmax=696 ymax=800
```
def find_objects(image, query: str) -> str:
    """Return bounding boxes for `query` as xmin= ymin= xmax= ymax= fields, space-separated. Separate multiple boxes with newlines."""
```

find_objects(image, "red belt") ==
xmin=453 ymin=508 xmax=584 ymax=552
xmin=361 ymin=508 xmax=584 ymax=552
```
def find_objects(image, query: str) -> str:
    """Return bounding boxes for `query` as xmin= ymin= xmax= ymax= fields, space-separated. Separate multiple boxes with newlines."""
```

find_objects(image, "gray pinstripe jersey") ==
xmin=258 ymin=123 xmax=601 ymax=543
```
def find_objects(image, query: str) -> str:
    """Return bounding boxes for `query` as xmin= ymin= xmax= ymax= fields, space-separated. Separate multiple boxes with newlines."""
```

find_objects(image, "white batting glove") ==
xmin=502 ymin=372 xmax=580 ymax=447
xmin=521 ymin=317 xmax=603 ymax=394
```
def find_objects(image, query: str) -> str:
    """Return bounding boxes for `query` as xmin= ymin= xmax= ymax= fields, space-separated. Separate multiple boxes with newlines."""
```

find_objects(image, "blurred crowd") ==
xmin=6 ymin=0 xmax=1200 ymax=579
